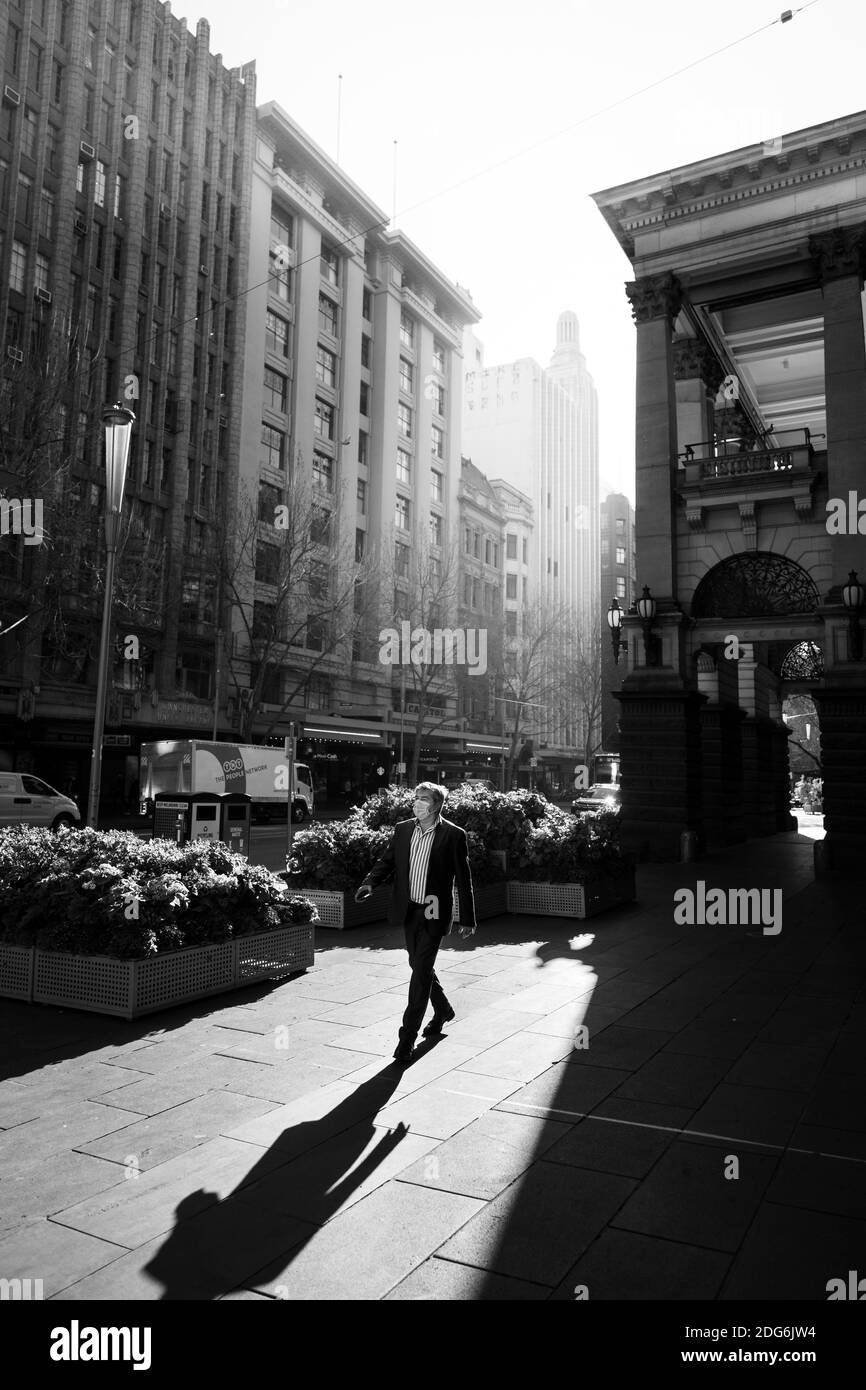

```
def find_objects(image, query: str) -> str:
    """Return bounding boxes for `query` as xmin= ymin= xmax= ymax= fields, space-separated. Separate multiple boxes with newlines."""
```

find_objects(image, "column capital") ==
xmin=672 ymin=337 xmax=726 ymax=394
xmin=625 ymin=272 xmax=683 ymax=325
xmin=809 ymin=226 xmax=866 ymax=285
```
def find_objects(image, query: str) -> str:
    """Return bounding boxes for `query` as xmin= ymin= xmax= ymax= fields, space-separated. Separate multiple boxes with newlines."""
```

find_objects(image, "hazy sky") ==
xmin=192 ymin=0 xmax=865 ymax=500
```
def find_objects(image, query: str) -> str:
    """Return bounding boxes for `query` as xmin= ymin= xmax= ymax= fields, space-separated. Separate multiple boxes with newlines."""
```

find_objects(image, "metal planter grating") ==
xmin=133 ymin=941 xmax=236 ymax=1015
xmin=300 ymin=886 xmax=390 ymax=930
xmin=34 ymin=952 xmax=135 ymax=1016
xmin=236 ymin=924 xmax=315 ymax=981
xmin=0 ymin=944 xmax=35 ymax=1000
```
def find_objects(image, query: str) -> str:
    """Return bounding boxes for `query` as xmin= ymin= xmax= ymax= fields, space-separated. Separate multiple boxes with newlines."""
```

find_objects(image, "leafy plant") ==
xmin=0 ymin=825 xmax=317 ymax=958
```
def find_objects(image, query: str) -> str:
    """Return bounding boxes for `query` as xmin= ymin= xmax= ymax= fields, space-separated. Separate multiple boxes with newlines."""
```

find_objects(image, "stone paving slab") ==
xmin=765 ymin=1150 xmax=866 ymax=1221
xmin=435 ymin=1160 xmax=636 ymax=1287
xmin=610 ymin=1139 xmax=779 ymax=1252
xmin=458 ymin=1030 xmax=575 ymax=1083
xmin=244 ymin=1180 xmax=484 ymax=1301
xmin=680 ymin=1082 xmax=811 ymax=1151
xmin=723 ymin=1040 xmax=831 ymax=1092
xmin=522 ymin=1000 xmax=594 ymax=1039
xmin=497 ymin=1059 xmax=631 ymax=1119
xmin=548 ymin=1228 xmax=732 ymax=1300
xmin=220 ymin=1061 xmax=367 ymax=1106
xmin=661 ymin=1020 xmax=766 ymax=1059
xmin=612 ymin=1050 xmax=731 ymax=1110
xmin=441 ymin=1005 xmax=546 ymax=1049
xmin=76 ymin=1090 xmax=281 ymax=1171
xmin=385 ymin=1257 xmax=550 ymax=1300
xmin=92 ymin=1074 xmax=217 ymax=1116
xmin=49 ymin=1135 xmax=292 ymax=1248
xmin=56 ymin=1206 xmax=315 ymax=1301
xmin=567 ymin=1023 xmax=675 ymax=1072
xmin=719 ymin=1204 xmax=866 ymax=1300
xmin=306 ymin=996 xmax=406 ymax=1028
xmin=0 ymin=1103 xmax=142 ymax=1175
xmin=0 ymin=1152 xmax=128 ymax=1238
xmin=395 ymin=1108 xmax=572 ymax=1201
xmin=374 ymin=1070 xmax=521 ymax=1141
xmin=797 ymin=1074 xmax=866 ymax=1133
xmin=223 ymin=1073 xmax=406 ymax=1156
xmin=542 ymin=1112 xmax=676 ymax=1179
xmin=233 ymin=1118 xmax=438 ymax=1224
xmin=0 ymin=1218 xmax=127 ymax=1298
xmin=0 ymin=1064 xmax=154 ymax=1125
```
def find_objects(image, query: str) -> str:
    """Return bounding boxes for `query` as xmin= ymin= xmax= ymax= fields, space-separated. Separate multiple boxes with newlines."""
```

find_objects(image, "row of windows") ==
xmin=464 ymin=528 xmax=512 ymax=569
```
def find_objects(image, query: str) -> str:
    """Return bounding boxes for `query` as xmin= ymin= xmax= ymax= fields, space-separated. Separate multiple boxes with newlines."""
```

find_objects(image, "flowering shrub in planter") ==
xmin=0 ymin=826 xmax=315 ymax=959
xmin=509 ymin=808 xmax=630 ymax=887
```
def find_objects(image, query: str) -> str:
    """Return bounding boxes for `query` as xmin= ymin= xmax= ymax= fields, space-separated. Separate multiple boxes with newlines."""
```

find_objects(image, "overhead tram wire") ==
xmin=87 ymin=2 xmax=825 ymax=394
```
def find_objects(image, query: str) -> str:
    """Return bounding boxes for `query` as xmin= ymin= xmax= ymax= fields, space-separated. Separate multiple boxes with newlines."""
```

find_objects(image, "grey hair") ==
xmin=414 ymin=781 xmax=447 ymax=810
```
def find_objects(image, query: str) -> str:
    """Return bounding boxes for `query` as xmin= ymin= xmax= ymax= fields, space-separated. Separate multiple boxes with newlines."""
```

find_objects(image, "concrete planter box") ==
xmin=300 ymin=885 xmax=392 ymax=930
xmin=0 ymin=924 xmax=315 ymax=1020
xmin=506 ymin=862 xmax=636 ymax=919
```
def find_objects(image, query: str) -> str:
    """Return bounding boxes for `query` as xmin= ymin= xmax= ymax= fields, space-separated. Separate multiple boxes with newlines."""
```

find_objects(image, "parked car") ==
xmin=445 ymin=777 xmax=496 ymax=793
xmin=572 ymin=783 xmax=621 ymax=816
xmin=0 ymin=772 xmax=81 ymax=830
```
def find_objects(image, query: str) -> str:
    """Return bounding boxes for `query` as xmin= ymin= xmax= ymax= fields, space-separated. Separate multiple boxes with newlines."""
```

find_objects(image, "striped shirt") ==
xmin=408 ymin=817 xmax=440 ymax=903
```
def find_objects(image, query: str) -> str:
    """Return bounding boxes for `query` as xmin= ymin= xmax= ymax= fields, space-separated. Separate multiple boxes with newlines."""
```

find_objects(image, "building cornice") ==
xmin=592 ymin=111 xmax=866 ymax=260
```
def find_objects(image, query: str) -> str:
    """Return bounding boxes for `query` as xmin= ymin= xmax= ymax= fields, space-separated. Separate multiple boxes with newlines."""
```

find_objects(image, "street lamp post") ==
xmin=607 ymin=596 xmax=622 ymax=664
xmin=841 ymin=570 xmax=865 ymax=661
xmin=86 ymin=405 xmax=135 ymax=829
xmin=636 ymin=585 xmax=658 ymax=666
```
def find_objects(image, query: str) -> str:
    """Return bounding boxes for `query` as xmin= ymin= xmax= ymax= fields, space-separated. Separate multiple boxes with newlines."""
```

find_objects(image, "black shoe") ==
xmin=393 ymin=1040 xmax=414 ymax=1063
xmin=423 ymin=1005 xmax=456 ymax=1037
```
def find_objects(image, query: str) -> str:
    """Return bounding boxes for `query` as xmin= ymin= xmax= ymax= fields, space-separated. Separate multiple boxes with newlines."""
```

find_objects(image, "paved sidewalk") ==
xmin=0 ymin=831 xmax=863 ymax=1301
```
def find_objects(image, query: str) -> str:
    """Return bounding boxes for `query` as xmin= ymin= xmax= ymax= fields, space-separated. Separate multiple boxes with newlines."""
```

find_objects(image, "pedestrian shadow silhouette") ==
xmin=141 ymin=1064 xmax=412 ymax=1299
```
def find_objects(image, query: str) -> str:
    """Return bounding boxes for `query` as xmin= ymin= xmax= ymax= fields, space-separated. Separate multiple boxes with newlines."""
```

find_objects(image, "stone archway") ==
xmin=691 ymin=552 xmax=820 ymax=621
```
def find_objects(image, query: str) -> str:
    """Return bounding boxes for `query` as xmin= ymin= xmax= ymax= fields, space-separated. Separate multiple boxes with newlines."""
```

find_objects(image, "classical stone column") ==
xmin=809 ymin=226 xmax=866 ymax=595
xmin=615 ymin=688 xmax=706 ymax=860
xmin=625 ymin=273 xmax=683 ymax=602
xmin=697 ymin=654 xmax=745 ymax=846
xmin=673 ymin=338 xmax=725 ymax=460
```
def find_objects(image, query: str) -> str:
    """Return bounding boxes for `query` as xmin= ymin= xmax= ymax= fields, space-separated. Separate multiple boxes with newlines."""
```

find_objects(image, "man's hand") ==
xmin=354 ymin=884 xmax=373 ymax=903
xmin=457 ymin=924 xmax=476 ymax=939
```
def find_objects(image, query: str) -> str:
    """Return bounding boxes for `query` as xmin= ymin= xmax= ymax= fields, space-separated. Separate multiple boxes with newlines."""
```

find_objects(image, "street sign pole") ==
xmin=285 ymin=724 xmax=297 ymax=868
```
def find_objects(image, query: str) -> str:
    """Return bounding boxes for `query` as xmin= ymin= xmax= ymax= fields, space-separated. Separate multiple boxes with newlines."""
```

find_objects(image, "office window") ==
xmin=94 ymin=161 xmax=107 ymax=208
xmin=114 ymin=174 xmax=126 ymax=219
xmin=506 ymin=574 xmax=517 ymax=600
xmin=258 ymin=480 xmax=282 ymax=522
xmin=362 ymin=286 xmax=372 ymax=320
xmin=270 ymin=209 xmax=293 ymax=251
xmin=28 ymin=41 xmax=43 ymax=93
xmin=358 ymin=430 xmax=368 ymax=468
xmin=484 ymin=538 xmax=491 ymax=565
xmin=85 ymin=26 xmax=97 ymax=70
xmin=313 ymin=451 xmax=333 ymax=494
xmin=9 ymin=25 xmax=21 ymax=76
xmin=430 ymin=423 xmax=444 ymax=459
xmin=397 ymin=402 xmax=412 ymax=439
xmin=34 ymin=253 xmax=49 ymax=293
xmin=615 ymin=517 xmax=625 ymax=535
xmin=320 ymin=243 xmax=339 ymax=286
xmin=399 ymin=357 xmax=413 ymax=394
xmin=310 ymin=506 xmax=331 ymax=545
xmin=463 ymin=575 xmax=472 ymax=606
xmin=472 ymin=578 xmax=480 ymax=609
xmin=9 ymin=242 xmax=26 ymax=293
xmin=399 ymin=313 xmax=414 ymax=348
xmin=309 ymin=559 xmax=330 ymax=600
xmin=104 ymin=43 xmax=116 ymax=88
xmin=44 ymin=125 xmax=58 ymax=172
xmin=430 ymin=469 xmax=443 ymax=503
xmin=395 ymin=496 xmax=410 ymax=530
xmin=316 ymin=345 xmax=336 ymax=387
xmin=395 ymin=542 xmax=410 ymax=577
xmin=255 ymin=542 xmax=280 ymax=585
xmin=506 ymin=611 xmax=517 ymax=636
xmin=506 ymin=533 xmax=517 ymax=560
xmin=357 ymin=479 xmax=367 ymax=515
xmin=493 ymin=543 xmax=500 ymax=568
xmin=359 ymin=381 xmax=369 ymax=416
xmin=429 ymin=513 xmax=442 ymax=547
xmin=431 ymin=383 xmax=445 ymax=415
xmin=102 ymin=98 xmax=112 ymax=145
xmin=361 ymin=333 xmax=371 ymax=368
xmin=265 ymin=310 xmax=289 ymax=358
xmin=21 ymin=108 xmax=38 ymax=159
xmin=396 ymin=448 xmax=411 ymax=485
xmin=17 ymin=174 xmax=32 ymax=225
xmin=522 ymin=538 xmax=528 ymax=563
xmin=523 ymin=577 xmax=528 ymax=604
xmin=473 ymin=530 xmax=481 ymax=559
xmin=433 ymin=342 xmax=446 ymax=373
xmin=318 ymin=294 xmax=337 ymax=336
xmin=261 ymin=423 xmax=285 ymax=471
xmin=314 ymin=398 xmax=334 ymax=441
xmin=264 ymin=366 xmax=287 ymax=412
xmin=615 ymin=545 xmax=626 ymax=565
xmin=616 ymin=576 xmax=626 ymax=598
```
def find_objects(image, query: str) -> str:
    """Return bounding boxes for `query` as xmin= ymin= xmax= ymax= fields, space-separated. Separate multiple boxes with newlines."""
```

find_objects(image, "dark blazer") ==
xmin=359 ymin=816 xmax=477 ymax=936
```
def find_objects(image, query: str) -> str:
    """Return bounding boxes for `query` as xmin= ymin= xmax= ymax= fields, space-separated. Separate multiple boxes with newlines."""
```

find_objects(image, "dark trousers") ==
xmin=399 ymin=905 xmax=451 ymax=1044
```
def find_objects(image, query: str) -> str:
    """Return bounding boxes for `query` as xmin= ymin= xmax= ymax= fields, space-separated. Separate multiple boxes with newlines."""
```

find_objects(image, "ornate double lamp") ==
xmin=607 ymin=596 xmax=622 ymax=664
xmin=636 ymin=585 xmax=658 ymax=666
xmin=842 ymin=570 xmax=865 ymax=661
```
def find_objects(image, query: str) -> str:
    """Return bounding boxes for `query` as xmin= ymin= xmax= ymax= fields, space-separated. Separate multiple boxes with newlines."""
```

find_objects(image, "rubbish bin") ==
xmin=219 ymin=793 xmax=251 ymax=858
xmin=152 ymin=791 xmax=221 ymax=845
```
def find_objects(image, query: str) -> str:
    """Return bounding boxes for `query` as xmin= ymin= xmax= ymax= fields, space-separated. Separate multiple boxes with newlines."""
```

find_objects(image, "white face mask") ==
xmin=414 ymin=800 xmax=434 ymax=819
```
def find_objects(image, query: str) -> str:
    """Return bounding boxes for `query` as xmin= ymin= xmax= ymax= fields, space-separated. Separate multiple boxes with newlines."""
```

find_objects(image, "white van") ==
xmin=0 ymin=773 xmax=81 ymax=830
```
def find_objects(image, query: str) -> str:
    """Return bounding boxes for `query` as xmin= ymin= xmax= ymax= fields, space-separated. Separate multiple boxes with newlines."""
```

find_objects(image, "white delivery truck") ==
xmin=140 ymin=740 xmax=315 ymax=824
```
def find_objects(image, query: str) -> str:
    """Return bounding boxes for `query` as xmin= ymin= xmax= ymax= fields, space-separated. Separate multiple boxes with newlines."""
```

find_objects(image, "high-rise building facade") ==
xmin=599 ymin=491 xmax=636 ymax=750
xmin=462 ymin=313 xmax=600 ymax=763
xmin=0 ymin=0 xmax=256 ymax=809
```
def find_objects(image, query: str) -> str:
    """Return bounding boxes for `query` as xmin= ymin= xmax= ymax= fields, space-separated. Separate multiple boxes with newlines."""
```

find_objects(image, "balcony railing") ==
xmin=678 ymin=429 xmax=818 ymax=484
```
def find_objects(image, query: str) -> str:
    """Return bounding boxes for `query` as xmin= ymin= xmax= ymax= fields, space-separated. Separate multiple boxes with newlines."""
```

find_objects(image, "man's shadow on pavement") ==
xmin=142 ymin=1063 xmax=416 ymax=1299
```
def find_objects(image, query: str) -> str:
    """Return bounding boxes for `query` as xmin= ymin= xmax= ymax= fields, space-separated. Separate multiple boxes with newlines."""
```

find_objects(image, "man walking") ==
xmin=355 ymin=783 xmax=477 ymax=1063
